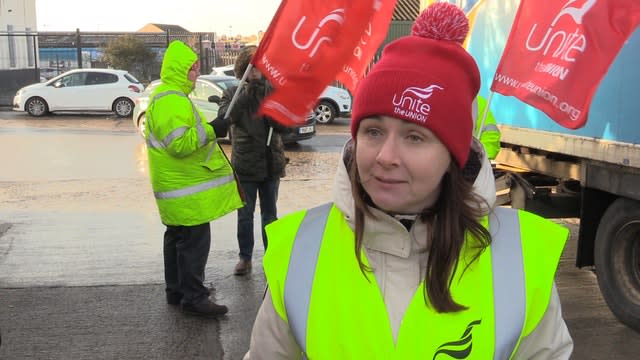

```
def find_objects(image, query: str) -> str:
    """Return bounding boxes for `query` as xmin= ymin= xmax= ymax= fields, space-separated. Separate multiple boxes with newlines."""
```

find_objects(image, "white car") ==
xmin=314 ymin=85 xmax=352 ymax=124
xmin=210 ymin=65 xmax=236 ymax=77
xmin=210 ymin=65 xmax=352 ymax=124
xmin=13 ymin=68 xmax=144 ymax=118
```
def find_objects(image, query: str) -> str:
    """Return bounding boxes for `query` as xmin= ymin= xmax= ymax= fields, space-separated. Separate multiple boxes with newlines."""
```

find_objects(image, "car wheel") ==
xmin=113 ymin=98 xmax=134 ymax=118
xmin=137 ymin=113 xmax=146 ymax=137
xmin=25 ymin=97 xmax=49 ymax=117
xmin=314 ymin=101 xmax=336 ymax=124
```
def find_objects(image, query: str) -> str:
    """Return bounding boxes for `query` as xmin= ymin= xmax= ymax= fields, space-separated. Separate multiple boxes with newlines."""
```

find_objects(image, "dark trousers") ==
xmin=164 ymin=223 xmax=211 ymax=305
xmin=237 ymin=178 xmax=279 ymax=260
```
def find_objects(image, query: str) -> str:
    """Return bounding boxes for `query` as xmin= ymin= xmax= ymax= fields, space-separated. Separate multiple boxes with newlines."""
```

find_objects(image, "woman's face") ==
xmin=247 ymin=67 xmax=263 ymax=81
xmin=356 ymin=116 xmax=452 ymax=214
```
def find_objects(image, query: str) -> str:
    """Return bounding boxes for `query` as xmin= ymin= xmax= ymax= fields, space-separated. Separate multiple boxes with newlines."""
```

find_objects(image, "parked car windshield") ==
xmin=210 ymin=78 xmax=237 ymax=91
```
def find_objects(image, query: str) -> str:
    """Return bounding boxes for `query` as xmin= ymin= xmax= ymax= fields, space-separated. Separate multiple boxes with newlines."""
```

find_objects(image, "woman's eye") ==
xmin=407 ymin=134 xmax=424 ymax=143
xmin=365 ymin=127 xmax=383 ymax=137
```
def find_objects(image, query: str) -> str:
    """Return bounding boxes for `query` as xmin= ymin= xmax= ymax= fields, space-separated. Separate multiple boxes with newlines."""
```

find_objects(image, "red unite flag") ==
xmin=491 ymin=0 xmax=640 ymax=129
xmin=253 ymin=0 xmax=397 ymax=126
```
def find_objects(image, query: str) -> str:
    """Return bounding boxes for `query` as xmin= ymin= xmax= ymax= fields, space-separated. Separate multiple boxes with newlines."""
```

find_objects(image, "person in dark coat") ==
xmin=218 ymin=46 xmax=289 ymax=276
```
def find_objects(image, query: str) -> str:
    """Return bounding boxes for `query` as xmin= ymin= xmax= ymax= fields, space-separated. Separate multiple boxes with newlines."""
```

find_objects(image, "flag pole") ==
xmin=266 ymin=127 xmax=273 ymax=147
xmin=475 ymin=90 xmax=494 ymax=138
xmin=223 ymin=63 xmax=253 ymax=120
xmin=222 ymin=63 xmax=274 ymax=147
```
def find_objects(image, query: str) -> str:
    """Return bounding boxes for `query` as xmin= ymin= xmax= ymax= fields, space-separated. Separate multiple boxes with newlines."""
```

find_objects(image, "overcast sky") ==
xmin=36 ymin=0 xmax=281 ymax=35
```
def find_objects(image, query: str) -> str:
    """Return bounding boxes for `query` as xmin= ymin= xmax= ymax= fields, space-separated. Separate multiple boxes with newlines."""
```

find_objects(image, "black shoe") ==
xmin=168 ymin=287 xmax=215 ymax=305
xmin=182 ymin=300 xmax=229 ymax=317
xmin=167 ymin=292 xmax=183 ymax=306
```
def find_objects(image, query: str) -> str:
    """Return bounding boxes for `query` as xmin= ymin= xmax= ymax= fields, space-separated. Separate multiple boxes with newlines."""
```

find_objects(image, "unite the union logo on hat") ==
xmin=391 ymin=84 xmax=444 ymax=123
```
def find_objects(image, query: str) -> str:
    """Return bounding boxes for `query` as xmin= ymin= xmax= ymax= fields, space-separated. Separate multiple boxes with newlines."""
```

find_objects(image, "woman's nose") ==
xmin=376 ymin=136 xmax=400 ymax=167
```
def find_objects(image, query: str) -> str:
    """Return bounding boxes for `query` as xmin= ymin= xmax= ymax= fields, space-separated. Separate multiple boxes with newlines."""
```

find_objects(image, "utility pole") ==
xmin=76 ymin=28 xmax=82 ymax=68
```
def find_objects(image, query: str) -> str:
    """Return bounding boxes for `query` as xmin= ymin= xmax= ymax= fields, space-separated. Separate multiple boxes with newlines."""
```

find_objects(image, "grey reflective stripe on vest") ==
xmin=154 ymin=174 xmax=234 ymax=200
xmin=284 ymin=204 xmax=526 ymax=359
xmin=490 ymin=207 xmax=525 ymax=360
xmin=283 ymin=202 xmax=332 ymax=359
xmin=146 ymin=90 xmax=207 ymax=149
xmin=482 ymin=124 xmax=500 ymax=133
xmin=146 ymin=132 xmax=164 ymax=149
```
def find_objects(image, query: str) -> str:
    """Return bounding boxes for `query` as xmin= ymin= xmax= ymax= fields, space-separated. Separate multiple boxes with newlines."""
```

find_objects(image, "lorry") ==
xmin=465 ymin=0 xmax=640 ymax=332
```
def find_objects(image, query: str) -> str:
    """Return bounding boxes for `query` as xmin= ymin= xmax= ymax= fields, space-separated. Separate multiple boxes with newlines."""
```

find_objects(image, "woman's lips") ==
xmin=374 ymin=176 xmax=404 ymax=184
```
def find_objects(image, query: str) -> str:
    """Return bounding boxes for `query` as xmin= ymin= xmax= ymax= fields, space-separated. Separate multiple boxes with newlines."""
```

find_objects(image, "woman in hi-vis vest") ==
xmin=244 ymin=3 xmax=573 ymax=359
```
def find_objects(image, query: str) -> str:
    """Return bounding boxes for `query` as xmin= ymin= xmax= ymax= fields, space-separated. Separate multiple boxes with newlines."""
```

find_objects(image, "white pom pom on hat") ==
xmin=351 ymin=2 xmax=480 ymax=168
xmin=411 ymin=2 xmax=470 ymax=44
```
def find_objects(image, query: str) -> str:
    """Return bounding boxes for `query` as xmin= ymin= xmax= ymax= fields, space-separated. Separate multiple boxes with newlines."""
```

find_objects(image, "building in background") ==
xmin=137 ymin=23 xmax=190 ymax=34
xmin=372 ymin=0 xmax=419 ymax=62
xmin=0 ymin=0 xmax=39 ymax=105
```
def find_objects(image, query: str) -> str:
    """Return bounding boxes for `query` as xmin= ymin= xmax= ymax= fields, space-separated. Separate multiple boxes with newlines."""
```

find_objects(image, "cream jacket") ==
xmin=245 ymin=143 xmax=573 ymax=360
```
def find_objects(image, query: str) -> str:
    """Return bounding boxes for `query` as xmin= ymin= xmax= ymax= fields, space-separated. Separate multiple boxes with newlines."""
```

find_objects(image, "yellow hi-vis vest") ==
xmin=474 ymin=96 xmax=501 ymax=160
xmin=264 ymin=204 xmax=568 ymax=359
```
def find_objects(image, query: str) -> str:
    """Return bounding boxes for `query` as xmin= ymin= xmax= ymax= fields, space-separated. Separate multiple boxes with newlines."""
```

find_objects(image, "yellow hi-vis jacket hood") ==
xmin=145 ymin=40 xmax=243 ymax=226
xmin=160 ymin=40 xmax=197 ymax=95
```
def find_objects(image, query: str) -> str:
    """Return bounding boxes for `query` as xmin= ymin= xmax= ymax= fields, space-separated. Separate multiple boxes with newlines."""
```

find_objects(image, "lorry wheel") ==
xmin=594 ymin=197 xmax=640 ymax=332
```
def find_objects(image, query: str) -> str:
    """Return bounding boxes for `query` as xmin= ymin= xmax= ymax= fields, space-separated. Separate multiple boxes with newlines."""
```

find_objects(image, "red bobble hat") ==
xmin=351 ymin=2 xmax=480 ymax=168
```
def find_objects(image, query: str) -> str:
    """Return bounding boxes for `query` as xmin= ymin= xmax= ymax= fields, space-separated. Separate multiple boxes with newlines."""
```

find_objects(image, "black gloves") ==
xmin=209 ymin=114 xmax=230 ymax=139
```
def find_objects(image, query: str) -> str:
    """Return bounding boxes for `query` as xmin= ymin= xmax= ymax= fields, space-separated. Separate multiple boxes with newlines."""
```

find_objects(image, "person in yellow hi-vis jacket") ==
xmin=145 ymin=40 xmax=243 ymax=318
xmin=243 ymin=3 xmax=573 ymax=359
xmin=473 ymin=95 xmax=501 ymax=160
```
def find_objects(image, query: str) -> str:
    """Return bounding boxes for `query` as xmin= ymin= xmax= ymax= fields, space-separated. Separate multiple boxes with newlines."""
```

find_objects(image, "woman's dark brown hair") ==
xmin=349 ymin=142 xmax=492 ymax=313
xmin=234 ymin=45 xmax=257 ymax=80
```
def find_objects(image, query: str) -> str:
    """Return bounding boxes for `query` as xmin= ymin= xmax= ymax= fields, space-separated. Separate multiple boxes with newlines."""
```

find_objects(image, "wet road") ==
xmin=0 ymin=111 xmax=639 ymax=359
